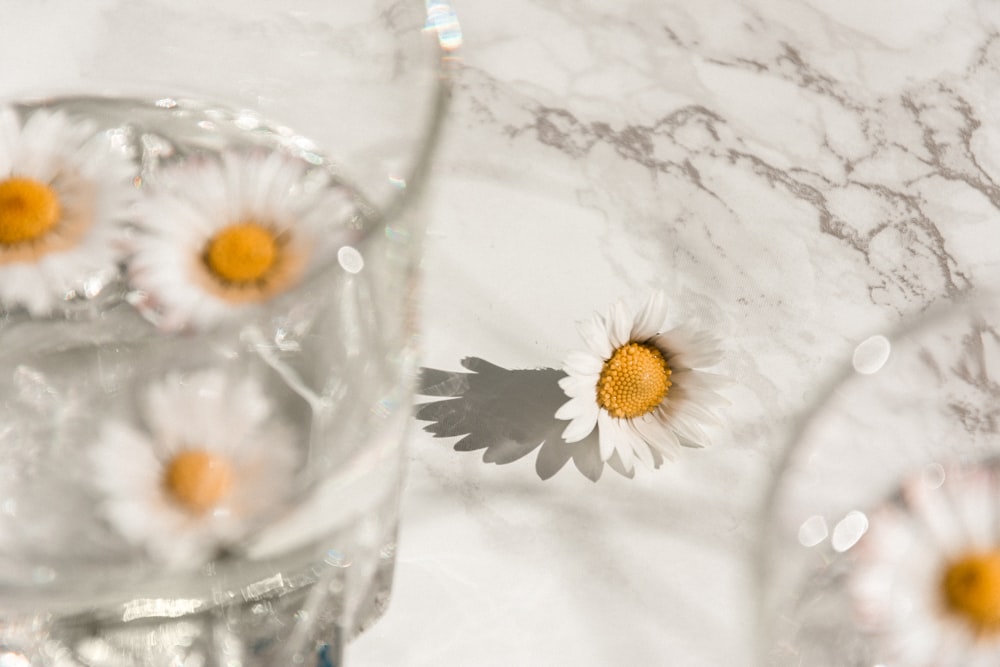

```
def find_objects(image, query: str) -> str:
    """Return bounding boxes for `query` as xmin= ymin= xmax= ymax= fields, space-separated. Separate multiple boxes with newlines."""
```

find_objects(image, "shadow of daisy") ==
xmin=416 ymin=357 xmax=633 ymax=481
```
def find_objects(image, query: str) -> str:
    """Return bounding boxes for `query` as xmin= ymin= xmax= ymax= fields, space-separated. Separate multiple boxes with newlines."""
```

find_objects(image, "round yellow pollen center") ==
xmin=163 ymin=450 xmax=234 ymax=515
xmin=0 ymin=177 xmax=61 ymax=245
xmin=942 ymin=551 xmax=1000 ymax=635
xmin=596 ymin=342 xmax=672 ymax=419
xmin=204 ymin=222 xmax=279 ymax=284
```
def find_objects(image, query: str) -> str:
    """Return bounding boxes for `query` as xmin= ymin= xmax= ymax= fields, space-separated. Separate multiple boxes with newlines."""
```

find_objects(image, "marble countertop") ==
xmin=349 ymin=0 xmax=1000 ymax=665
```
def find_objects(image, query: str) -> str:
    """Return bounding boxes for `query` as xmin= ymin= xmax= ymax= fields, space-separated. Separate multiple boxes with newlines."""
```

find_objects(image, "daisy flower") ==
xmin=849 ymin=463 xmax=1000 ymax=666
xmin=127 ymin=149 xmax=355 ymax=330
xmin=0 ymin=106 xmax=135 ymax=315
xmin=89 ymin=369 xmax=300 ymax=567
xmin=555 ymin=291 xmax=728 ymax=473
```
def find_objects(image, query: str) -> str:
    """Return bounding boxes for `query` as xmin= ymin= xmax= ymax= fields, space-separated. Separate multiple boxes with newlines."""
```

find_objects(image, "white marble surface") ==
xmin=349 ymin=1 xmax=1000 ymax=665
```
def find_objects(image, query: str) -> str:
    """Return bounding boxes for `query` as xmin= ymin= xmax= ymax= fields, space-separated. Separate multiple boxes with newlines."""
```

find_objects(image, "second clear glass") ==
xmin=758 ymin=292 xmax=1000 ymax=666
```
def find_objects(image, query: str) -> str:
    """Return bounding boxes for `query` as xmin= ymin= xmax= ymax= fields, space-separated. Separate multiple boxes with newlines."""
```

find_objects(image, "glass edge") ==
xmin=748 ymin=286 xmax=1000 ymax=666
xmin=0 ymin=6 xmax=460 ymax=599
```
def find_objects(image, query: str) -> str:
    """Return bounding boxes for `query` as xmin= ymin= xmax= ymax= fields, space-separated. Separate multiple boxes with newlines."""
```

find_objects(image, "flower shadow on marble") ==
xmin=416 ymin=357 xmax=636 ymax=481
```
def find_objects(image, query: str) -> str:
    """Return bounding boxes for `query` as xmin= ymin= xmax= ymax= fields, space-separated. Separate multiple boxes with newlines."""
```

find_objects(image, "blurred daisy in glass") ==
xmin=89 ymin=369 xmax=300 ymax=567
xmin=849 ymin=463 xmax=1000 ymax=666
xmin=127 ymin=150 xmax=355 ymax=330
xmin=555 ymin=291 xmax=728 ymax=473
xmin=0 ymin=106 xmax=135 ymax=315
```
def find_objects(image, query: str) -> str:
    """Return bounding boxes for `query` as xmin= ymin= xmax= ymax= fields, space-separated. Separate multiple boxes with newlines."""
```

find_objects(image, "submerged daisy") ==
xmin=850 ymin=463 xmax=1000 ymax=665
xmin=89 ymin=369 xmax=300 ymax=567
xmin=0 ymin=106 xmax=135 ymax=315
xmin=127 ymin=149 xmax=355 ymax=330
xmin=555 ymin=291 xmax=728 ymax=473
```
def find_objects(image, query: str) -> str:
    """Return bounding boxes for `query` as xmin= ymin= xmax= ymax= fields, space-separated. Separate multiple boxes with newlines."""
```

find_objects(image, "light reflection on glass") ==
xmin=425 ymin=1 xmax=462 ymax=51
xmin=923 ymin=462 xmax=946 ymax=489
xmin=325 ymin=549 xmax=351 ymax=567
xmin=243 ymin=573 xmax=285 ymax=601
xmin=852 ymin=335 xmax=891 ymax=375
xmin=337 ymin=246 xmax=364 ymax=274
xmin=798 ymin=515 xmax=829 ymax=547
xmin=385 ymin=225 xmax=410 ymax=242
xmin=234 ymin=111 xmax=260 ymax=130
xmin=832 ymin=510 xmax=869 ymax=552
xmin=122 ymin=598 xmax=205 ymax=622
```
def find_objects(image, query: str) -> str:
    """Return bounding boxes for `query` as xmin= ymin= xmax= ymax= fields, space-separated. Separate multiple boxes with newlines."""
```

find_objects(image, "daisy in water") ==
xmin=0 ymin=106 xmax=135 ymax=315
xmin=127 ymin=149 xmax=355 ymax=330
xmin=555 ymin=291 xmax=728 ymax=473
xmin=89 ymin=369 xmax=300 ymax=567
xmin=850 ymin=463 xmax=1000 ymax=666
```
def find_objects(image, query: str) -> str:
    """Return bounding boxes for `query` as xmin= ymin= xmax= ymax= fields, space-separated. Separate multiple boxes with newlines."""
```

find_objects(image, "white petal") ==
xmin=904 ymin=479 xmax=963 ymax=556
xmin=655 ymin=327 xmax=724 ymax=369
xmin=631 ymin=290 xmax=668 ymax=341
xmin=672 ymin=375 xmax=732 ymax=409
xmin=596 ymin=410 xmax=619 ymax=462
xmin=606 ymin=301 xmax=632 ymax=350
xmin=560 ymin=408 xmax=599 ymax=443
xmin=950 ymin=469 xmax=995 ymax=550
xmin=562 ymin=350 xmax=604 ymax=376
xmin=667 ymin=389 xmax=724 ymax=427
xmin=554 ymin=395 xmax=589 ymax=421
xmin=0 ymin=109 xmax=131 ymax=315
xmin=578 ymin=314 xmax=613 ymax=359
xmin=598 ymin=411 xmax=645 ymax=474
xmin=669 ymin=411 xmax=711 ymax=447
xmin=624 ymin=424 xmax=656 ymax=470
xmin=128 ymin=150 xmax=336 ymax=331
xmin=91 ymin=368 xmax=302 ymax=568
xmin=631 ymin=413 xmax=681 ymax=460
xmin=557 ymin=373 xmax=599 ymax=398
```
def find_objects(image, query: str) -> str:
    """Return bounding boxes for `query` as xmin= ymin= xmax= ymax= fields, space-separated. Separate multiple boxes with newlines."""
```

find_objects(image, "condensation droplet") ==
xmin=797 ymin=515 xmax=829 ymax=547
xmin=853 ymin=335 xmax=891 ymax=374
xmin=832 ymin=510 xmax=869 ymax=552
xmin=923 ymin=462 xmax=946 ymax=489
xmin=337 ymin=246 xmax=364 ymax=274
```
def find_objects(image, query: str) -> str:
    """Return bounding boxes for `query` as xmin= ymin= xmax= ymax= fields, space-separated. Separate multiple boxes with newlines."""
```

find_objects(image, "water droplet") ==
xmin=832 ymin=511 xmax=869 ymax=552
xmin=337 ymin=246 xmax=364 ymax=274
xmin=797 ymin=515 xmax=829 ymax=547
xmin=923 ymin=462 xmax=946 ymax=489
xmin=853 ymin=335 xmax=891 ymax=374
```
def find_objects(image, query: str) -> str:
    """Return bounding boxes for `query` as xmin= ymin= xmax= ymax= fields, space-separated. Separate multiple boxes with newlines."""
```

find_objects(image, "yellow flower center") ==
xmin=204 ymin=222 xmax=279 ymax=284
xmin=163 ymin=449 xmax=234 ymax=515
xmin=596 ymin=342 xmax=672 ymax=419
xmin=0 ymin=178 xmax=61 ymax=245
xmin=942 ymin=551 xmax=1000 ymax=635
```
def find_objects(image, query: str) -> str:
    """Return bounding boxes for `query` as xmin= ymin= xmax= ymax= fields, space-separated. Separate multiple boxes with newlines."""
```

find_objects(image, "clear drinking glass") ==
xmin=757 ymin=291 xmax=1000 ymax=666
xmin=0 ymin=2 xmax=456 ymax=665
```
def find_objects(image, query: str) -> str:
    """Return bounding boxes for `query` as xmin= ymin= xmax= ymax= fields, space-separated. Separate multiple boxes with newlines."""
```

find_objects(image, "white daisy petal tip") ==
xmin=555 ymin=291 xmax=729 ymax=477
xmin=127 ymin=149 xmax=356 ymax=331
xmin=0 ymin=107 xmax=135 ymax=317
xmin=91 ymin=368 xmax=302 ymax=568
